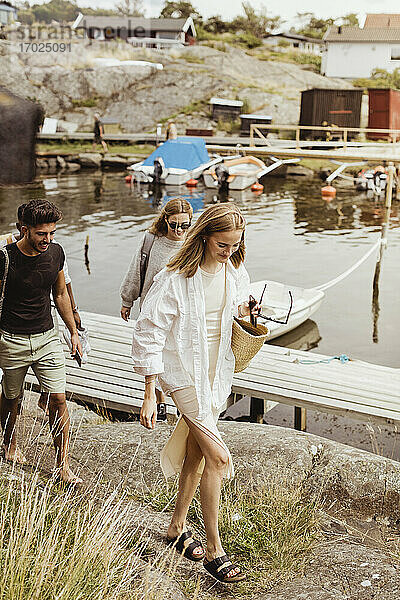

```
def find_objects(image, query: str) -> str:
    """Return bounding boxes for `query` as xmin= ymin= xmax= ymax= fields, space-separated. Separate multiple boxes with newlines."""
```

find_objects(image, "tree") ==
xmin=29 ymin=0 xmax=80 ymax=23
xmin=115 ymin=0 xmax=145 ymax=17
xmin=203 ymin=15 xmax=229 ymax=34
xmin=295 ymin=12 xmax=334 ymax=39
xmin=340 ymin=13 xmax=360 ymax=27
xmin=230 ymin=2 xmax=282 ymax=38
xmin=160 ymin=1 xmax=202 ymax=22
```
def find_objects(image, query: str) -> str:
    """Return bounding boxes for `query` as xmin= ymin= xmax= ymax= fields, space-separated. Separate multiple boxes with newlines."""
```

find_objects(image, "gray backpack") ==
xmin=139 ymin=232 xmax=156 ymax=297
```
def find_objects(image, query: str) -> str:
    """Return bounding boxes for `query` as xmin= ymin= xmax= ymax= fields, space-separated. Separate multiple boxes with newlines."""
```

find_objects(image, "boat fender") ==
xmin=125 ymin=175 xmax=132 ymax=183
xmin=186 ymin=178 xmax=198 ymax=187
xmin=251 ymin=182 xmax=264 ymax=192
xmin=321 ymin=185 xmax=336 ymax=198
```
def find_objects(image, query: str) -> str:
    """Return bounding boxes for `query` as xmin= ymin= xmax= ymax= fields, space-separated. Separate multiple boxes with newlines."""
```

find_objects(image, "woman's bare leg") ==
xmin=179 ymin=417 xmax=239 ymax=576
xmin=167 ymin=430 xmax=203 ymax=541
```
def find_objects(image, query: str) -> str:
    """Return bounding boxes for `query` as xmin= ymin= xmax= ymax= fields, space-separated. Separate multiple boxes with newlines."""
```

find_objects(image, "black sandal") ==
xmin=166 ymin=530 xmax=205 ymax=562
xmin=204 ymin=554 xmax=246 ymax=584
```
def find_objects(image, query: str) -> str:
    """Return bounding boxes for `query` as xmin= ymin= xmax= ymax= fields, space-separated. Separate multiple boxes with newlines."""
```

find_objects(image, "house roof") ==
xmin=364 ymin=13 xmax=400 ymax=28
xmin=0 ymin=2 xmax=17 ymax=10
xmin=324 ymin=26 xmax=400 ymax=42
xmin=265 ymin=32 xmax=324 ymax=44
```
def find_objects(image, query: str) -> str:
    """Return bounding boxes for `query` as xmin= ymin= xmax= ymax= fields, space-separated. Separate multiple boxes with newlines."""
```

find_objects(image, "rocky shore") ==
xmin=1 ymin=38 xmax=354 ymax=134
xmin=2 ymin=393 xmax=399 ymax=600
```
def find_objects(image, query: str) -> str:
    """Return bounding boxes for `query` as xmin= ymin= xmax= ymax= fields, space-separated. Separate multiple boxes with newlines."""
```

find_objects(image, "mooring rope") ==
xmin=315 ymin=238 xmax=381 ymax=292
xmin=298 ymin=353 xmax=350 ymax=365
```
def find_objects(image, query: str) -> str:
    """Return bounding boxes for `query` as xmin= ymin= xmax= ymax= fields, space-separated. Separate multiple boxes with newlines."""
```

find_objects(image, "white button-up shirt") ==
xmin=131 ymin=261 xmax=250 ymax=420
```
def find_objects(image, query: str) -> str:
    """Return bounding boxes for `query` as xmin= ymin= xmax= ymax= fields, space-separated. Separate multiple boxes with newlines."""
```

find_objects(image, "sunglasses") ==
xmin=167 ymin=220 xmax=191 ymax=231
xmin=249 ymin=283 xmax=293 ymax=327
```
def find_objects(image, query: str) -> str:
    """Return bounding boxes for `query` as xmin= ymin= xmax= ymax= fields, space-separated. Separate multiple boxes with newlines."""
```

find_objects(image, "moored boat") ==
xmin=203 ymin=155 xmax=268 ymax=191
xmin=248 ymin=280 xmax=325 ymax=340
xmin=127 ymin=137 xmax=221 ymax=186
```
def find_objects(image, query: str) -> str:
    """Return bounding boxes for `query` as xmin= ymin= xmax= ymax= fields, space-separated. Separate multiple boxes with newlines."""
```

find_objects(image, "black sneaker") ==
xmin=157 ymin=402 xmax=167 ymax=422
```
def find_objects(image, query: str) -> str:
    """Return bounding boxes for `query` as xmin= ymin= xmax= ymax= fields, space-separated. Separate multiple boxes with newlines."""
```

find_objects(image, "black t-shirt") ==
xmin=93 ymin=120 xmax=102 ymax=137
xmin=0 ymin=242 xmax=65 ymax=334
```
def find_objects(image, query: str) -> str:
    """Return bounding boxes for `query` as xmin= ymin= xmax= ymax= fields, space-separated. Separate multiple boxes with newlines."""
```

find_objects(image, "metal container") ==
xmin=299 ymin=88 xmax=363 ymax=139
xmin=240 ymin=113 xmax=272 ymax=137
xmin=367 ymin=89 xmax=400 ymax=139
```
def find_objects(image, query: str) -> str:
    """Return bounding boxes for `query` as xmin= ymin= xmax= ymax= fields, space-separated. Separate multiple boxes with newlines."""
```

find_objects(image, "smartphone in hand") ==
xmin=73 ymin=350 xmax=82 ymax=367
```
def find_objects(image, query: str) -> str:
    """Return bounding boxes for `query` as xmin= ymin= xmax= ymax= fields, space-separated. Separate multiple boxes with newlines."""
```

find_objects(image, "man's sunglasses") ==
xmin=249 ymin=283 xmax=293 ymax=327
xmin=167 ymin=221 xmax=191 ymax=231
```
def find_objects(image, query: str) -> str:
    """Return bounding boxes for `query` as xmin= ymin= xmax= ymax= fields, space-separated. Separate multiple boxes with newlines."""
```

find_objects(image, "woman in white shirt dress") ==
xmin=131 ymin=204 xmax=257 ymax=584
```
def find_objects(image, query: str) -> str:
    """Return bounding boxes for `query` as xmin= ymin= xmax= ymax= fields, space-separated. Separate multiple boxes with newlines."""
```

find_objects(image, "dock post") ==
xmin=250 ymin=397 xmax=264 ymax=424
xmin=294 ymin=406 xmax=307 ymax=431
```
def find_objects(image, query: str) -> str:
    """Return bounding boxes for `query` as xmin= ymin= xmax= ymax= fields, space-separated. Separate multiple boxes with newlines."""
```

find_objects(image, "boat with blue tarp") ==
xmin=127 ymin=137 xmax=222 ymax=186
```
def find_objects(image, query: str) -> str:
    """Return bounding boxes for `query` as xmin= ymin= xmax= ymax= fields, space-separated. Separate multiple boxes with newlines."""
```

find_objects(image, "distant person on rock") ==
xmin=92 ymin=113 xmax=108 ymax=153
xmin=165 ymin=120 xmax=178 ymax=140
xmin=120 ymin=197 xmax=193 ymax=420
xmin=0 ymin=200 xmax=83 ymax=484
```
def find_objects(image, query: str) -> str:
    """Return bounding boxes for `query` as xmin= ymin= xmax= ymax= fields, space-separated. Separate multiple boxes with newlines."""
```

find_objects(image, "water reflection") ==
xmin=1 ymin=170 xmax=399 ymax=366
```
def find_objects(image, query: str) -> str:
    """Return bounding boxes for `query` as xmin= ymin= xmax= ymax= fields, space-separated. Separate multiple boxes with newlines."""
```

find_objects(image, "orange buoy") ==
xmin=125 ymin=174 xmax=132 ymax=183
xmin=186 ymin=178 xmax=198 ymax=187
xmin=251 ymin=182 xmax=264 ymax=192
xmin=321 ymin=185 xmax=336 ymax=198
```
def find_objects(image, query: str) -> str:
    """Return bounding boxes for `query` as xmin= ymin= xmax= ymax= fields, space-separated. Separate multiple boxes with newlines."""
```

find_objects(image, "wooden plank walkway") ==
xmin=24 ymin=311 xmax=400 ymax=428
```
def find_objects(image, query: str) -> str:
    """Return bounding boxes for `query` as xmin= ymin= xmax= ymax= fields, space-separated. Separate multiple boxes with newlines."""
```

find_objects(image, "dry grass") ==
xmin=0 ymin=465 xmax=181 ymax=600
xmin=143 ymin=472 xmax=323 ymax=595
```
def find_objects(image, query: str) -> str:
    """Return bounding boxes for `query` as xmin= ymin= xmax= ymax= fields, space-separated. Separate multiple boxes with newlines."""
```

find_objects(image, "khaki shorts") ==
xmin=0 ymin=327 xmax=66 ymax=399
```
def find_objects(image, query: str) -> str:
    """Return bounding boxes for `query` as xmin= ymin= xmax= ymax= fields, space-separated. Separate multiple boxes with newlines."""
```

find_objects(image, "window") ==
xmin=391 ymin=47 xmax=400 ymax=60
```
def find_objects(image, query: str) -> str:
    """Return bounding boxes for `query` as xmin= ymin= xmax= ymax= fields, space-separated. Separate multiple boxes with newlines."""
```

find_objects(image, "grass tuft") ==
xmin=143 ymin=473 xmax=322 ymax=594
xmin=0 ymin=470 xmax=172 ymax=600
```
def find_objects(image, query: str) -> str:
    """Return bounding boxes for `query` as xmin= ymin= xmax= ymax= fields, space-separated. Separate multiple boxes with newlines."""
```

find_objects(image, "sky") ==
xmin=27 ymin=1 xmax=400 ymax=24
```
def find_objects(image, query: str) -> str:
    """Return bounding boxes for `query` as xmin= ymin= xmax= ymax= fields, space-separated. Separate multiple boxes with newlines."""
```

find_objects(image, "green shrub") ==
xmin=353 ymin=67 xmax=400 ymax=90
xmin=237 ymin=32 xmax=263 ymax=49
xmin=71 ymin=97 xmax=99 ymax=108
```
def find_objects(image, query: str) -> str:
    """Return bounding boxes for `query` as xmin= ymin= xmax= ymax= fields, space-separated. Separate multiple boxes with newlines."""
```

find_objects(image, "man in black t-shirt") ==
xmin=0 ymin=200 xmax=83 ymax=484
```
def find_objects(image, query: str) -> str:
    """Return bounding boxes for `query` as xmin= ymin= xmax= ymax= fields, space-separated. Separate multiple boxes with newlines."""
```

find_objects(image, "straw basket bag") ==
xmin=231 ymin=317 xmax=269 ymax=373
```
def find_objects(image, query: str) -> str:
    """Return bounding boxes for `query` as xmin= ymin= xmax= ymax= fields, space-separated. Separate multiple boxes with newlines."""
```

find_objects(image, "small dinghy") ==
xmin=248 ymin=280 xmax=325 ymax=340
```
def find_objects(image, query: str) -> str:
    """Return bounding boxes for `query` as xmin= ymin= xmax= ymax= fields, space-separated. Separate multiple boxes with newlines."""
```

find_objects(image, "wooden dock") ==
xmin=24 ymin=311 xmax=400 ymax=430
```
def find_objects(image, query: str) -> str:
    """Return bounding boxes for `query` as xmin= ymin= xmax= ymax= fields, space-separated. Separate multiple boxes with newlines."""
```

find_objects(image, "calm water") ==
xmin=1 ymin=170 xmax=399 ymax=367
xmin=1 ymin=170 xmax=400 ymax=458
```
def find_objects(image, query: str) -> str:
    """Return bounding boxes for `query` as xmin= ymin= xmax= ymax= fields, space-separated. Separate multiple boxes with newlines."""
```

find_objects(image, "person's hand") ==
xmin=121 ymin=306 xmax=131 ymax=322
xmin=140 ymin=392 xmax=157 ymax=430
xmin=239 ymin=301 xmax=260 ymax=318
xmin=73 ymin=310 xmax=82 ymax=329
xmin=70 ymin=331 xmax=83 ymax=358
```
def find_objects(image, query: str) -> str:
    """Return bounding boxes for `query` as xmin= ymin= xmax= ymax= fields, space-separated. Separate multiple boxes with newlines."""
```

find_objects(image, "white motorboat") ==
xmin=127 ymin=137 xmax=221 ymax=186
xmin=203 ymin=156 xmax=300 ymax=191
xmin=248 ymin=280 xmax=325 ymax=340
xmin=203 ymin=156 xmax=267 ymax=190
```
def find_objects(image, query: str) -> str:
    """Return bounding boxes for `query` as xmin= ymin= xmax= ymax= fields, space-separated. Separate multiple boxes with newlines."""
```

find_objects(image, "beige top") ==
xmin=200 ymin=265 xmax=226 ymax=385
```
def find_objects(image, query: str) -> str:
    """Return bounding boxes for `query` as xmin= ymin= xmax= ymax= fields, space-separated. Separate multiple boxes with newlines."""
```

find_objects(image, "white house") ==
xmin=72 ymin=14 xmax=196 ymax=46
xmin=322 ymin=25 xmax=400 ymax=78
xmin=0 ymin=1 xmax=17 ymax=26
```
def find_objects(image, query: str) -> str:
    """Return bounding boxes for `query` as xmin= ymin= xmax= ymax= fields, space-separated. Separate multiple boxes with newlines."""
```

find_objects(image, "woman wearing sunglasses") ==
xmin=131 ymin=204 xmax=256 ymax=584
xmin=120 ymin=197 xmax=193 ymax=415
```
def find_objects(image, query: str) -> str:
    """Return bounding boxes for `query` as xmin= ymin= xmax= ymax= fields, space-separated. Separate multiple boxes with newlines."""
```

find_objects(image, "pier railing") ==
xmin=250 ymin=124 xmax=400 ymax=149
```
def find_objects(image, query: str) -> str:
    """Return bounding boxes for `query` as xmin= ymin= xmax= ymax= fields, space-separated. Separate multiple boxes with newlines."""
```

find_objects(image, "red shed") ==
xmin=367 ymin=88 xmax=400 ymax=139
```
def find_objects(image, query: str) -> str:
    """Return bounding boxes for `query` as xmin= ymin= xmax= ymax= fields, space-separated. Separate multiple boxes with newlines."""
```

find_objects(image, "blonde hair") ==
xmin=167 ymin=204 xmax=246 ymax=278
xmin=148 ymin=197 xmax=193 ymax=237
